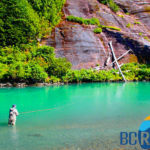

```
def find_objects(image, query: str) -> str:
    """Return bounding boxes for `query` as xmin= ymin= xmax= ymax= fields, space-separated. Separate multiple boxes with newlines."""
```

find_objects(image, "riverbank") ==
xmin=0 ymin=80 xmax=148 ymax=88
xmin=0 ymin=82 xmax=65 ymax=87
xmin=1 ymin=62 xmax=150 ymax=87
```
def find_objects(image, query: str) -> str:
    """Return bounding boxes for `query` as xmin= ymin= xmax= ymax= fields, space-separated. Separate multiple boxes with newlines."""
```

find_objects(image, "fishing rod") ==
xmin=19 ymin=91 xmax=101 ymax=114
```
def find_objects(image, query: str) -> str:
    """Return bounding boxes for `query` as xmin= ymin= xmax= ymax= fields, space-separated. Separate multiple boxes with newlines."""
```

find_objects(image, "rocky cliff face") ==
xmin=44 ymin=0 xmax=150 ymax=69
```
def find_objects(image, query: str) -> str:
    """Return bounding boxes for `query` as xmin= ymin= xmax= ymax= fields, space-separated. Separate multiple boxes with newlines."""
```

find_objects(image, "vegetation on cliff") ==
xmin=93 ymin=28 xmax=102 ymax=34
xmin=98 ymin=0 xmax=120 ymax=13
xmin=66 ymin=16 xmax=121 ymax=33
xmin=99 ymin=25 xmax=121 ymax=31
xmin=66 ymin=16 xmax=100 ymax=26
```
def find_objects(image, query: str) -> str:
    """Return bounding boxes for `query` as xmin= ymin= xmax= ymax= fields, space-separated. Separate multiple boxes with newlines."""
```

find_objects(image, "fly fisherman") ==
xmin=8 ymin=104 xmax=19 ymax=126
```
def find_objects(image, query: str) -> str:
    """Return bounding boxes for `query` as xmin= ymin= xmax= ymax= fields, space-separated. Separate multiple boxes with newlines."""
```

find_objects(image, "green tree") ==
xmin=48 ymin=58 xmax=72 ymax=77
xmin=27 ymin=0 xmax=66 ymax=26
xmin=0 ymin=45 xmax=71 ymax=82
xmin=0 ymin=0 xmax=41 ymax=47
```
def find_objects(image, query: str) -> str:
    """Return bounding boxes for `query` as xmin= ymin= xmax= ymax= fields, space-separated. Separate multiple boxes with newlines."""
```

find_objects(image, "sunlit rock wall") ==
xmin=45 ymin=0 xmax=150 ymax=69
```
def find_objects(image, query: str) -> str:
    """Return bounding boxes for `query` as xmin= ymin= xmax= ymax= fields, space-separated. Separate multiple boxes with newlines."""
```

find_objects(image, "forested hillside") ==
xmin=0 ymin=0 xmax=65 ymax=47
xmin=0 ymin=0 xmax=71 ymax=83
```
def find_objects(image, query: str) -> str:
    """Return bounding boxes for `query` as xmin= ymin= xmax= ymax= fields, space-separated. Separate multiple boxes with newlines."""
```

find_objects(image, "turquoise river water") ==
xmin=0 ymin=82 xmax=150 ymax=150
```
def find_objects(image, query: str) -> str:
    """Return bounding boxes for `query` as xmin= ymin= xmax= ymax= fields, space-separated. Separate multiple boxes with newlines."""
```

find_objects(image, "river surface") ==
xmin=0 ymin=82 xmax=150 ymax=150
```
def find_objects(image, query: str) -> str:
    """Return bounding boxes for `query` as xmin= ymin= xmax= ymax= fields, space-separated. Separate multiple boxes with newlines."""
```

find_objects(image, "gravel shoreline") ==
xmin=0 ymin=82 xmax=65 ymax=88
xmin=0 ymin=80 xmax=148 ymax=88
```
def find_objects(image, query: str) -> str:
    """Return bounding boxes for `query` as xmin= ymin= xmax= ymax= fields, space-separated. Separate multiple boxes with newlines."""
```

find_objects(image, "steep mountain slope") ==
xmin=45 ymin=0 xmax=150 ymax=69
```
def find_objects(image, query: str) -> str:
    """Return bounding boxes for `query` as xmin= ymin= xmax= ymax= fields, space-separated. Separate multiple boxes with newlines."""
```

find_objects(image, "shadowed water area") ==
xmin=0 ymin=82 xmax=150 ymax=150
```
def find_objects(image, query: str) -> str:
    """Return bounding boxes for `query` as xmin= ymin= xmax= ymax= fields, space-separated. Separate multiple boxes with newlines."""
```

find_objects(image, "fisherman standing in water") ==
xmin=8 ymin=104 xmax=19 ymax=126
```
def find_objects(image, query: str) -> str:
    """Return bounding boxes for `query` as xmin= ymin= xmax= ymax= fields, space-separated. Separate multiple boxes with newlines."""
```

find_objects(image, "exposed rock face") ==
xmin=44 ymin=0 xmax=150 ymax=69
xmin=114 ymin=0 xmax=150 ymax=30
xmin=46 ymin=22 xmax=107 ymax=69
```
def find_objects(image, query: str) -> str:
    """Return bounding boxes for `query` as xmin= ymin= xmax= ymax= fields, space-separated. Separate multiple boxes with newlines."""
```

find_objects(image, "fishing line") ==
xmin=19 ymin=91 xmax=101 ymax=114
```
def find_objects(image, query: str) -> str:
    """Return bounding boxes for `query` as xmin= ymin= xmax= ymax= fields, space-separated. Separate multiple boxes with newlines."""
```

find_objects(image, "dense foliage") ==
xmin=121 ymin=63 xmax=150 ymax=81
xmin=0 ymin=0 xmax=65 ymax=47
xmin=0 ymin=45 xmax=71 ymax=82
xmin=40 ymin=63 xmax=150 ymax=83
xmin=0 ymin=0 xmax=72 ymax=83
xmin=27 ymin=0 xmax=65 ymax=27
xmin=66 ymin=15 xmax=100 ymax=26
xmin=0 ymin=0 xmax=41 ymax=47
xmin=61 ymin=69 xmax=122 ymax=83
